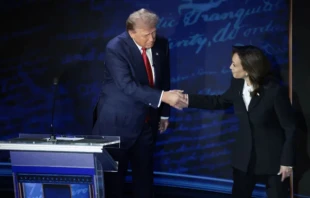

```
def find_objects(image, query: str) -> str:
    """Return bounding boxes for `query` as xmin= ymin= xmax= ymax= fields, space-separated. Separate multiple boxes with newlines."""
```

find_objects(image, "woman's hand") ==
xmin=278 ymin=165 xmax=293 ymax=182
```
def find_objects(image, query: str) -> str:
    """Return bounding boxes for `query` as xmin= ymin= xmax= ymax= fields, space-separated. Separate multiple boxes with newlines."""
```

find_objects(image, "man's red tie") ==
xmin=142 ymin=48 xmax=154 ymax=87
xmin=141 ymin=48 xmax=154 ymax=123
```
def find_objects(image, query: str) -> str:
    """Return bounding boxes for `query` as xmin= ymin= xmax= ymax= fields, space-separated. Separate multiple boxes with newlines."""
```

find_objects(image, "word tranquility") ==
xmin=158 ymin=0 xmax=285 ymax=53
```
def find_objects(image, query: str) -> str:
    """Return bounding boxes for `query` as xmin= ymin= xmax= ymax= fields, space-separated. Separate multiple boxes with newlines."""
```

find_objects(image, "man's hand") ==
xmin=158 ymin=119 xmax=169 ymax=133
xmin=161 ymin=91 xmax=188 ymax=110
xmin=277 ymin=165 xmax=293 ymax=182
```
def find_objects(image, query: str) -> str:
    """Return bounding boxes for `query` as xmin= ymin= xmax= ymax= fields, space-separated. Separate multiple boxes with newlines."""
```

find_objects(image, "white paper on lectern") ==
xmin=42 ymin=137 xmax=85 ymax=141
xmin=56 ymin=137 xmax=84 ymax=141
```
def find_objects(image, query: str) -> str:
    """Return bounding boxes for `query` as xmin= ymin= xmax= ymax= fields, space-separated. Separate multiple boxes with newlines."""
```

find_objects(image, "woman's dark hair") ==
xmin=232 ymin=45 xmax=271 ymax=97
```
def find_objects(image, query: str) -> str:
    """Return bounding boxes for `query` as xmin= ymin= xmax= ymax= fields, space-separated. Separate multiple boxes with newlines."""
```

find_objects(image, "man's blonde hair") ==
xmin=126 ymin=8 xmax=159 ymax=31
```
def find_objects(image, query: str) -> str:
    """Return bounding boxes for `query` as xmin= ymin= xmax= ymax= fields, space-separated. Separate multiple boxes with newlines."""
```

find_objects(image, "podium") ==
xmin=0 ymin=133 xmax=120 ymax=198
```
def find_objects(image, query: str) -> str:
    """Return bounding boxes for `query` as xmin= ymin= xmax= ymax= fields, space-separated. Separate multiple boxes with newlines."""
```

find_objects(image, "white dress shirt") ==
xmin=135 ymin=45 xmax=156 ymax=84
xmin=242 ymin=80 xmax=253 ymax=111
xmin=133 ymin=41 xmax=168 ymax=119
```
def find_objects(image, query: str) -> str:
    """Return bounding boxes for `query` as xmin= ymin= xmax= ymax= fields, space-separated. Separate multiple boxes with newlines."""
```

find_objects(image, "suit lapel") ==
xmin=248 ymin=87 xmax=264 ymax=111
xmin=237 ymin=81 xmax=248 ymax=112
xmin=122 ymin=32 xmax=149 ymax=83
xmin=236 ymin=79 xmax=264 ymax=112
xmin=151 ymin=43 xmax=161 ymax=87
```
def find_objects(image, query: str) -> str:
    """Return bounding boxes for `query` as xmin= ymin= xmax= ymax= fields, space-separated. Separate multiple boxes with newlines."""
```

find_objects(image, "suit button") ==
xmin=149 ymin=103 xmax=151 ymax=105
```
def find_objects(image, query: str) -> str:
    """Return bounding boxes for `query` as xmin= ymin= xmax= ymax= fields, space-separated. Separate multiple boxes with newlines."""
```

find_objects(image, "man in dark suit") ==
xmin=92 ymin=8 xmax=186 ymax=198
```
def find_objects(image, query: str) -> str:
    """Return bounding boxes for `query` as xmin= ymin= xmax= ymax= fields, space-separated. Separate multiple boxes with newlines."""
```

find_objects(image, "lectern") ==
xmin=0 ymin=133 xmax=120 ymax=198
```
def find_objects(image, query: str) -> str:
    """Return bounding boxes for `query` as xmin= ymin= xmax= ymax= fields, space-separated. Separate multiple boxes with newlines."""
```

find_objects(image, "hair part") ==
xmin=232 ymin=45 xmax=271 ymax=97
xmin=126 ymin=8 xmax=159 ymax=31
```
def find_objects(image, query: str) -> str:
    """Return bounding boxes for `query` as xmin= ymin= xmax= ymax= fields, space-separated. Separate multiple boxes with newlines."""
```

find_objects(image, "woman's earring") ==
xmin=245 ymin=73 xmax=248 ymax=77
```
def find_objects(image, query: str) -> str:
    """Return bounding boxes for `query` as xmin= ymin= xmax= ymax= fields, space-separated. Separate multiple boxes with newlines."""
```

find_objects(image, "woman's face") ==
xmin=230 ymin=53 xmax=247 ymax=79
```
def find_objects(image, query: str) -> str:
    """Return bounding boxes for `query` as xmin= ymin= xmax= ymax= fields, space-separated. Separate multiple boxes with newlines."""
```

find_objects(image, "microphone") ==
xmin=50 ymin=77 xmax=59 ymax=141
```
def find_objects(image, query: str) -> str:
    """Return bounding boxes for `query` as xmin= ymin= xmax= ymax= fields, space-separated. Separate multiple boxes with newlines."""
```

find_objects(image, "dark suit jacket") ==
xmin=92 ymin=31 xmax=170 ymax=148
xmin=188 ymin=77 xmax=296 ymax=175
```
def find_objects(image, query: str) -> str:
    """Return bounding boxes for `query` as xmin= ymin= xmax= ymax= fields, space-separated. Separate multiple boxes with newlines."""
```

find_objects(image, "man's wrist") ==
xmin=161 ymin=91 xmax=169 ymax=104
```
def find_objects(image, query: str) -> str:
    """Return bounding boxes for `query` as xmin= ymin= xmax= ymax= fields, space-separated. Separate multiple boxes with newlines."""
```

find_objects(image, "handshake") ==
xmin=162 ymin=90 xmax=188 ymax=110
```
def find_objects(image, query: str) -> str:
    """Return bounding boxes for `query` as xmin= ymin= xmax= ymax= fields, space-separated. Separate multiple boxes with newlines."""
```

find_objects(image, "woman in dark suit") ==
xmin=183 ymin=45 xmax=296 ymax=198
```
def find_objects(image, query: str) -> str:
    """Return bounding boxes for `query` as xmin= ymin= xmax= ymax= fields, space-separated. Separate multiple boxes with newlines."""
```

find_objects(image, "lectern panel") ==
xmin=10 ymin=151 xmax=95 ymax=168
xmin=17 ymin=174 xmax=94 ymax=198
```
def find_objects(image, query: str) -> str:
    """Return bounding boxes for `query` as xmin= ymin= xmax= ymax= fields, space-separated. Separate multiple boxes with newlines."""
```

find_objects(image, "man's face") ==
xmin=129 ymin=24 xmax=156 ymax=49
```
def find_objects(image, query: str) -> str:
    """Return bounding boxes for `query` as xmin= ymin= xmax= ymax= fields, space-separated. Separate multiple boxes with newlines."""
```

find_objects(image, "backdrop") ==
xmin=0 ymin=0 xmax=296 ymax=196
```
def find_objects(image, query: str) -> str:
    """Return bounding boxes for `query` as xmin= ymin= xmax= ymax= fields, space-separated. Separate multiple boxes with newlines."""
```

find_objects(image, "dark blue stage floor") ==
xmin=132 ymin=186 xmax=231 ymax=198
xmin=0 ymin=175 xmax=231 ymax=198
xmin=124 ymin=184 xmax=231 ymax=198
xmin=1 ymin=187 xmax=231 ymax=198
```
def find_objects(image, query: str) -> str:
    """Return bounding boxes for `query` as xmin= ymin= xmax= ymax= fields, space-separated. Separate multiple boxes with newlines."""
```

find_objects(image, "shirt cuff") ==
xmin=160 ymin=117 xmax=169 ymax=119
xmin=281 ymin=165 xmax=293 ymax=168
xmin=157 ymin=91 xmax=163 ymax=107
xmin=186 ymin=94 xmax=188 ymax=104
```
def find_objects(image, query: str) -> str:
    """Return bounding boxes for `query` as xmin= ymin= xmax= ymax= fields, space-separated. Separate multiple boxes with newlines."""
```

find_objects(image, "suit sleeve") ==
xmin=188 ymin=78 xmax=235 ymax=110
xmin=274 ymin=86 xmax=296 ymax=166
xmin=160 ymin=40 xmax=171 ymax=118
xmin=105 ymin=46 xmax=162 ymax=108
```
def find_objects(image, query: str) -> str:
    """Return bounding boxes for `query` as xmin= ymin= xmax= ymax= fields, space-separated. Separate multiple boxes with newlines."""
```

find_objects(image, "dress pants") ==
xmin=232 ymin=168 xmax=289 ymax=198
xmin=104 ymin=124 xmax=155 ymax=198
